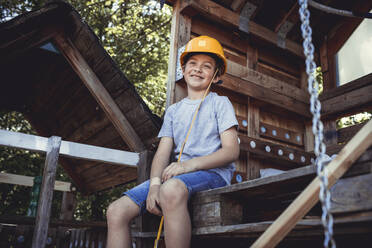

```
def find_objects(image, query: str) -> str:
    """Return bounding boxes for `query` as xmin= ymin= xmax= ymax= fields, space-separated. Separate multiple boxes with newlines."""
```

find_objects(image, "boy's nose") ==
xmin=193 ymin=66 xmax=202 ymax=73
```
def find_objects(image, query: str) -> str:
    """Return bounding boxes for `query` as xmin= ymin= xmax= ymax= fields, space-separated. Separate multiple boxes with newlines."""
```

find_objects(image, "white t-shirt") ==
xmin=158 ymin=92 xmax=238 ymax=185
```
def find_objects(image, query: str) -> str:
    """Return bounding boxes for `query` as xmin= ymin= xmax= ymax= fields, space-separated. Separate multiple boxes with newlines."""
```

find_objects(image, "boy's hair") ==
xmin=182 ymin=52 xmax=225 ymax=77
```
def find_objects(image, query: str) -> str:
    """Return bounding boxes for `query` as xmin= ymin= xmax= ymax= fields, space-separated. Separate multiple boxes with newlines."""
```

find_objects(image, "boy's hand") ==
xmin=162 ymin=161 xmax=194 ymax=182
xmin=146 ymin=185 xmax=162 ymax=216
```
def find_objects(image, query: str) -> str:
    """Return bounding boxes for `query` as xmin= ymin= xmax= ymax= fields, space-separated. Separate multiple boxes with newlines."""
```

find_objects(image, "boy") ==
xmin=107 ymin=36 xmax=239 ymax=248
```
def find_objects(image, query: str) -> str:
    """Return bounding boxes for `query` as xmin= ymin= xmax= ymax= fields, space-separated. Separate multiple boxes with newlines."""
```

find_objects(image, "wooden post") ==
xmin=304 ymin=122 xmax=315 ymax=152
xmin=32 ymin=136 xmax=61 ymax=248
xmin=247 ymin=98 xmax=261 ymax=180
xmin=137 ymin=150 xmax=153 ymax=184
xmin=323 ymin=120 xmax=338 ymax=146
xmin=251 ymin=119 xmax=372 ymax=248
xmin=166 ymin=0 xmax=191 ymax=107
xmin=59 ymin=191 xmax=76 ymax=221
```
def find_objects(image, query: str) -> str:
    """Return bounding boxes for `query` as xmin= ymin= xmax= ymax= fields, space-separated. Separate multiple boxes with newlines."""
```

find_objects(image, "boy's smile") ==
xmin=183 ymin=54 xmax=219 ymax=94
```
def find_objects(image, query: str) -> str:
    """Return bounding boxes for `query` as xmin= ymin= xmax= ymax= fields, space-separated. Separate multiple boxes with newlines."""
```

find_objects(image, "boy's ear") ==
xmin=212 ymin=75 xmax=221 ymax=84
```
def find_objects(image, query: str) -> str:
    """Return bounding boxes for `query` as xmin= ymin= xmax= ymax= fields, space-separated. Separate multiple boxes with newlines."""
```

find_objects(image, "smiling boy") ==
xmin=107 ymin=36 xmax=239 ymax=248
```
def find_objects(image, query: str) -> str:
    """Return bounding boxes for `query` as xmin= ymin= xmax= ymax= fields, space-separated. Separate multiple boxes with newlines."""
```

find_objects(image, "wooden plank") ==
xmin=321 ymin=82 xmax=372 ymax=120
xmin=60 ymin=192 xmax=77 ymax=221
xmin=319 ymin=73 xmax=372 ymax=101
xmin=0 ymin=215 xmax=107 ymax=228
xmin=304 ymin=123 xmax=314 ymax=152
xmin=53 ymin=34 xmax=145 ymax=152
xmin=166 ymin=0 xmax=191 ymax=107
xmin=258 ymin=46 xmax=301 ymax=79
xmin=191 ymin=17 xmax=247 ymax=55
xmin=231 ymin=0 xmax=246 ymax=12
xmin=323 ymin=120 xmax=338 ymax=147
xmin=338 ymin=122 xmax=367 ymax=144
xmin=133 ymin=211 xmax=372 ymax=238
xmin=138 ymin=150 xmax=153 ymax=184
xmin=0 ymin=172 xmax=71 ymax=192
xmin=221 ymin=73 xmax=311 ymax=118
xmin=251 ymin=119 xmax=372 ymax=248
xmin=247 ymin=99 xmax=261 ymax=180
xmin=259 ymin=122 xmax=304 ymax=147
xmin=192 ymin=212 xmax=372 ymax=236
xmin=330 ymin=173 xmax=372 ymax=214
xmin=239 ymin=135 xmax=314 ymax=167
xmin=0 ymin=25 xmax=59 ymax=60
xmin=181 ymin=0 xmax=305 ymax=58
xmin=274 ymin=3 xmax=298 ymax=33
xmin=32 ymin=136 xmax=61 ymax=248
xmin=226 ymin=60 xmax=308 ymax=103
xmin=0 ymin=129 xmax=139 ymax=167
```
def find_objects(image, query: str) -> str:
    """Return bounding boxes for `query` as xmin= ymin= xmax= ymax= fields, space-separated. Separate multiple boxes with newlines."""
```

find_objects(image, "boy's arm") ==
xmin=146 ymin=136 xmax=173 ymax=216
xmin=150 ymin=136 xmax=174 ymax=179
xmin=162 ymin=127 xmax=239 ymax=181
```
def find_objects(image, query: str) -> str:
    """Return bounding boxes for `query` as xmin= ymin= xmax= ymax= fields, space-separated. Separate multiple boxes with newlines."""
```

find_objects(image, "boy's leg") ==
xmin=159 ymin=171 xmax=226 ymax=248
xmin=106 ymin=195 xmax=140 ymax=248
xmin=159 ymin=178 xmax=191 ymax=248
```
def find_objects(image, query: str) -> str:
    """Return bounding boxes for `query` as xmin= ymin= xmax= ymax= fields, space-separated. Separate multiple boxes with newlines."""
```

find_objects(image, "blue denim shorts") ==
xmin=123 ymin=170 xmax=227 ymax=214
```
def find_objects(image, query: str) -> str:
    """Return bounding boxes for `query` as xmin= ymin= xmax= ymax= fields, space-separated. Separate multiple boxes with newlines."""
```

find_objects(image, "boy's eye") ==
xmin=203 ymin=64 xmax=212 ymax=70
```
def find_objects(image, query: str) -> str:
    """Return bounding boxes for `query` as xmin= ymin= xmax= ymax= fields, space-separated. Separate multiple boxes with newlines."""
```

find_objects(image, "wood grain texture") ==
xmin=251 ymin=119 xmax=372 ymax=248
xmin=53 ymin=34 xmax=145 ymax=152
xmin=181 ymin=0 xmax=304 ymax=58
xmin=32 ymin=136 xmax=61 ymax=248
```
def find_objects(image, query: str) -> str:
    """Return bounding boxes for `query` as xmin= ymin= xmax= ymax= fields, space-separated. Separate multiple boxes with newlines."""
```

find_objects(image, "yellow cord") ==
xmin=153 ymin=69 xmax=219 ymax=248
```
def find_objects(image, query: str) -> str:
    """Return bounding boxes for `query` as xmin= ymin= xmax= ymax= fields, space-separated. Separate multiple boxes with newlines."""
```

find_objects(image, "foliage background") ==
xmin=0 ymin=0 xmax=172 ymax=221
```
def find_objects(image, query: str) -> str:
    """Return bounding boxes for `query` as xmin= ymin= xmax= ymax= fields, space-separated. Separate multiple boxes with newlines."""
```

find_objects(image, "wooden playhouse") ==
xmin=0 ymin=0 xmax=372 ymax=247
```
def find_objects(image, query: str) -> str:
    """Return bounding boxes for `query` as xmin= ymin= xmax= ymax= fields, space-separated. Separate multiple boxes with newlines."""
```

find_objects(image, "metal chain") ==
xmin=298 ymin=1 xmax=336 ymax=247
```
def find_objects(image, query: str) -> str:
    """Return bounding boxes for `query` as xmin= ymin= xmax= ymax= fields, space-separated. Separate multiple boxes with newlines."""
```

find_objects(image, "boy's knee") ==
xmin=107 ymin=196 xmax=138 ymax=225
xmin=159 ymin=179 xmax=188 ymax=209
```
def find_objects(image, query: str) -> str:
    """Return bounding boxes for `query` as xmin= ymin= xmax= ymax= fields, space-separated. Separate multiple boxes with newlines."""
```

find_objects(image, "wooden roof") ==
xmin=0 ymin=2 xmax=162 ymax=194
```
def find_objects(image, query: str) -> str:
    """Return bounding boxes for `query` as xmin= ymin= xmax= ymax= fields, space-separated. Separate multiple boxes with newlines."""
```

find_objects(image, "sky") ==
xmin=336 ymin=15 xmax=372 ymax=86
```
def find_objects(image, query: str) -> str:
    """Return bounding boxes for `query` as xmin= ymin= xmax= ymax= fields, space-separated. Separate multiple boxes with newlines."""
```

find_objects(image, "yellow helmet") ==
xmin=180 ymin=36 xmax=227 ymax=75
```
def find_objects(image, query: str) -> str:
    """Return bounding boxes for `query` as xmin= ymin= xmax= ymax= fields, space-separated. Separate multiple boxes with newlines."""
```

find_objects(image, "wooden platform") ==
xmin=132 ymin=147 xmax=372 ymax=247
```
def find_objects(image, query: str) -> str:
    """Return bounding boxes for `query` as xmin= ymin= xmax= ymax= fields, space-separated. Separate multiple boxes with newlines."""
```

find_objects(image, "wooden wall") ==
xmin=166 ymin=0 xmax=319 ymax=183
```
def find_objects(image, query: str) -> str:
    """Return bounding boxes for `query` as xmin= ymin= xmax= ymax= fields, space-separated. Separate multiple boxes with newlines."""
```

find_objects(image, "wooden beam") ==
xmin=59 ymin=191 xmax=77 ymax=221
xmin=231 ymin=0 xmax=246 ymax=12
xmin=321 ymin=82 xmax=372 ymax=120
xmin=53 ymin=34 xmax=145 ymax=152
xmin=180 ymin=0 xmax=305 ymax=58
xmin=259 ymin=122 xmax=304 ymax=147
xmin=0 ymin=172 xmax=71 ymax=192
xmin=330 ymin=173 xmax=372 ymax=214
xmin=247 ymin=98 xmax=261 ymax=180
xmin=32 ymin=136 xmax=61 ymax=248
xmin=274 ymin=3 xmax=298 ymax=33
xmin=166 ymin=0 xmax=191 ymax=107
xmin=221 ymin=73 xmax=311 ymax=118
xmin=239 ymin=135 xmax=314 ymax=167
xmin=337 ymin=122 xmax=367 ymax=144
xmin=251 ymin=119 xmax=372 ymax=248
xmin=320 ymin=73 xmax=372 ymax=101
xmin=226 ymin=60 xmax=309 ymax=103
xmin=0 ymin=129 xmax=139 ymax=167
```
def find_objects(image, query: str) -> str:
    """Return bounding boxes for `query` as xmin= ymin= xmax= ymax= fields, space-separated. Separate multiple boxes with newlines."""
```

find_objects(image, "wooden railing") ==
xmin=0 ymin=216 xmax=107 ymax=248
xmin=0 ymin=129 xmax=142 ymax=248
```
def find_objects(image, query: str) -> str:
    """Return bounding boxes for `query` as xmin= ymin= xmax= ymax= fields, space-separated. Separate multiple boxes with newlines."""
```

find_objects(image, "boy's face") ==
xmin=182 ymin=54 xmax=220 ymax=91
